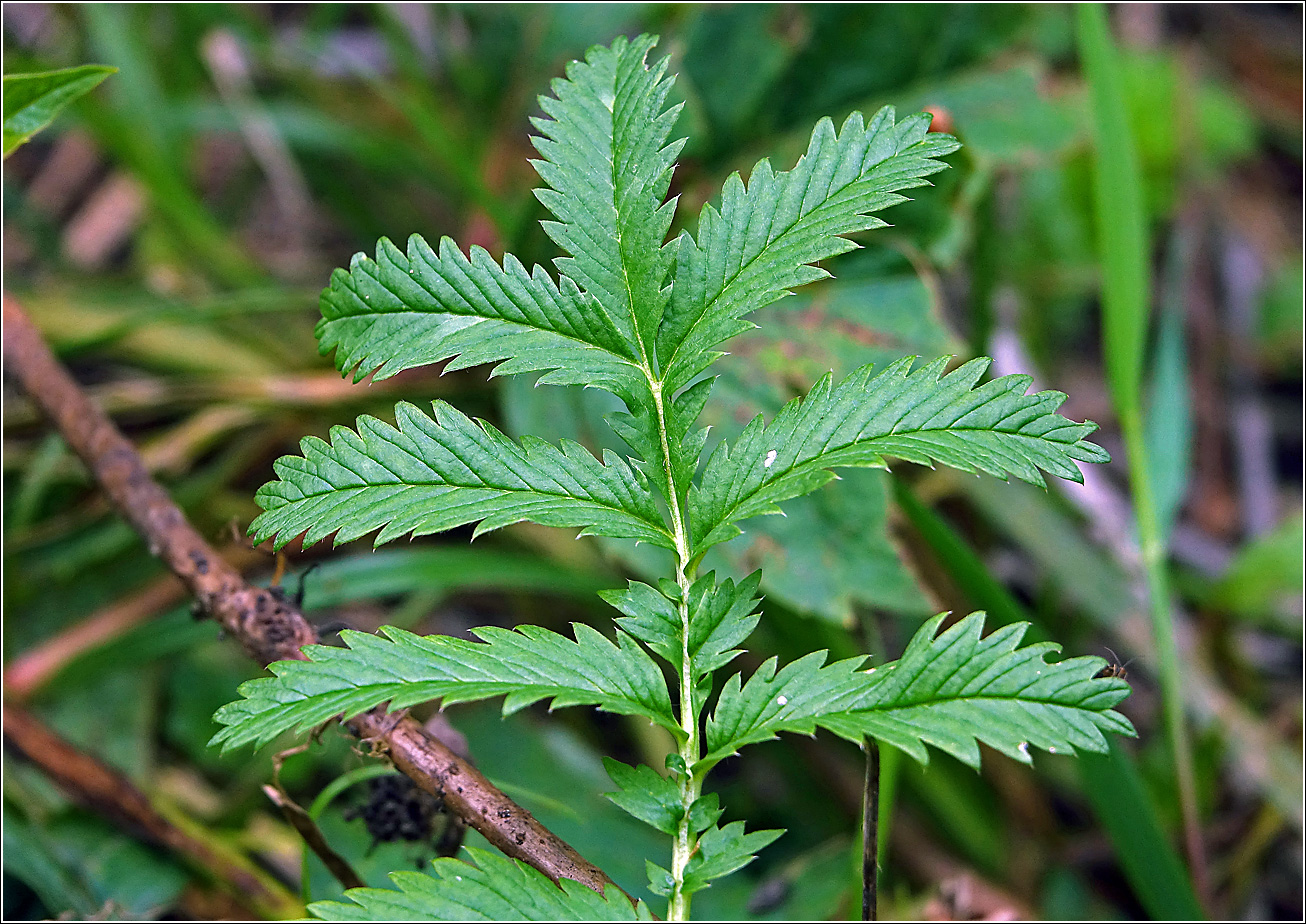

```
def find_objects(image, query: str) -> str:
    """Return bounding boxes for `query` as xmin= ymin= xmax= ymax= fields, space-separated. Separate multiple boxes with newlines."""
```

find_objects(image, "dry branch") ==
xmin=2 ymin=292 xmax=628 ymax=900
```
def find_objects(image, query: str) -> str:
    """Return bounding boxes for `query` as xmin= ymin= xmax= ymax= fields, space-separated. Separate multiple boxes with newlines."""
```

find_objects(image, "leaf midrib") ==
xmin=324 ymin=299 xmax=644 ymax=372
xmin=270 ymin=482 xmax=668 ymax=534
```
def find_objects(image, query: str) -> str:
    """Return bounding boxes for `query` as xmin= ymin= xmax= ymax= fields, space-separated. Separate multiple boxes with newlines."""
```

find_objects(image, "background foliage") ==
xmin=4 ymin=4 xmax=1301 ymax=920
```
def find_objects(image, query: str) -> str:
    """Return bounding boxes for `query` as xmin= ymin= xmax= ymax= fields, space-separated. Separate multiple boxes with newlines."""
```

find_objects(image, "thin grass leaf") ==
xmin=1079 ymin=744 xmax=1205 ymax=921
xmin=1079 ymin=2 xmax=1150 ymax=409
xmin=1079 ymin=6 xmax=1202 ymax=893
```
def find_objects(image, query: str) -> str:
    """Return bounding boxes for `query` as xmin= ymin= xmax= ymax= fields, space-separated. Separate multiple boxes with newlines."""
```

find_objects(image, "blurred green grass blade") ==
xmin=1079 ymin=5 xmax=1203 ymax=899
xmin=1145 ymin=232 xmax=1195 ymax=547
xmin=80 ymin=4 xmax=174 ymax=153
xmin=78 ymin=4 xmax=262 ymax=286
xmin=963 ymin=478 xmax=1132 ymax=629
xmin=302 ymin=547 xmax=614 ymax=611
xmin=1077 ymin=2 xmax=1150 ymax=409
xmin=2 ymin=808 xmax=101 ymax=917
xmin=1079 ymin=743 xmax=1204 ymax=920
xmin=10 ymin=815 xmax=191 ymax=918
xmin=8 ymin=434 xmax=68 ymax=532
xmin=894 ymin=477 xmax=1202 ymax=917
xmin=903 ymin=754 xmax=1006 ymax=877
xmin=2 ymin=64 xmax=115 ymax=157
xmin=892 ymin=477 xmax=1045 ymax=640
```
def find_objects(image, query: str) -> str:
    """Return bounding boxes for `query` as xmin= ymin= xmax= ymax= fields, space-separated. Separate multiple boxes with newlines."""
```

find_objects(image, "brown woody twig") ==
xmin=2 ymin=293 xmax=628 ymax=901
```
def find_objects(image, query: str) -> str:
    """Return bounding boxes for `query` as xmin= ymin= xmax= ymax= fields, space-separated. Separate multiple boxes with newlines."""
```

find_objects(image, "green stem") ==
xmin=646 ymin=373 xmax=702 ymax=921
xmin=1077 ymin=4 xmax=1206 ymax=904
xmin=1119 ymin=404 xmax=1207 ymax=901
xmin=668 ymin=581 xmax=702 ymax=922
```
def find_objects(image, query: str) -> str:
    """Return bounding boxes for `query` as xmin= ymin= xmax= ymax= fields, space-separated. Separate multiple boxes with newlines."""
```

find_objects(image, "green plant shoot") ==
xmin=212 ymin=35 xmax=1133 ymax=921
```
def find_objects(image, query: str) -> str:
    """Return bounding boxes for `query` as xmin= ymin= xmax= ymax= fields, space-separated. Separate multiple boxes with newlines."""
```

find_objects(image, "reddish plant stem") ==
xmin=2 ymin=293 xmax=628 ymax=900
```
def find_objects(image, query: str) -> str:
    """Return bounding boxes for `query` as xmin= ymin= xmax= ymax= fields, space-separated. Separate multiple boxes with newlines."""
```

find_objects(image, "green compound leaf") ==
xmin=704 ymin=612 xmax=1135 ymax=769
xmin=689 ymin=356 xmax=1110 ymax=554
xmin=600 ymin=571 xmax=762 ymax=678
xmin=250 ymin=400 xmax=673 ymax=552
xmin=211 ymin=30 xmax=1134 ymax=916
xmin=680 ymin=822 xmax=784 ymax=896
xmin=656 ymin=105 xmax=960 ymax=393
xmin=3 ymin=65 xmax=115 ymax=157
xmin=645 ymin=821 xmax=780 ymax=899
xmin=603 ymin=758 xmax=683 ymax=835
xmin=309 ymin=846 xmax=654 ymax=921
xmin=210 ymin=624 xmax=677 ymax=752
xmin=531 ymin=33 xmax=683 ymax=363
xmin=317 ymin=236 xmax=646 ymax=402
xmin=316 ymin=34 xmax=682 ymax=407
